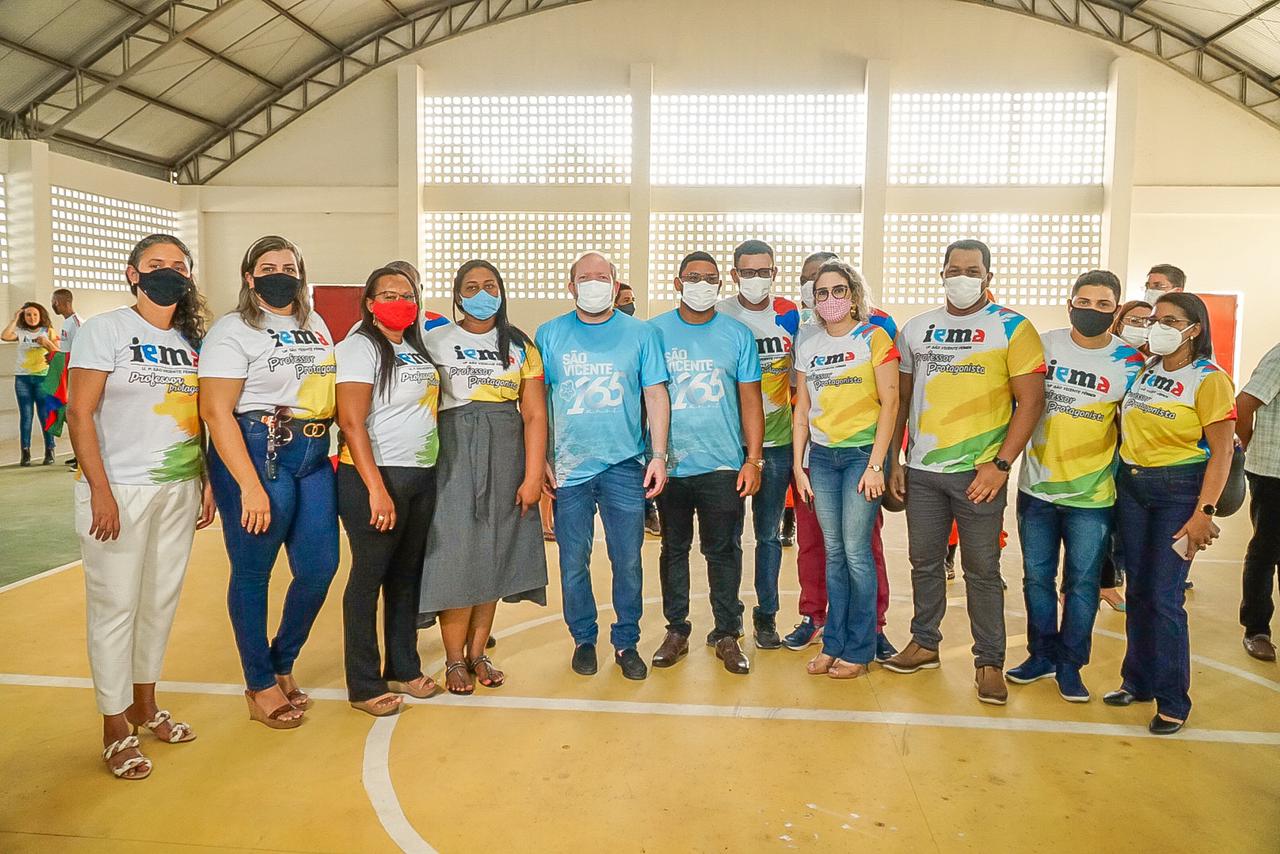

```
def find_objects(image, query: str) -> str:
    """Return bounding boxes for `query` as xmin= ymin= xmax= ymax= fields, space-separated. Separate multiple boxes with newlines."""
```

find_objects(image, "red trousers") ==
xmin=794 ymin=478 xmax=888 ymax=629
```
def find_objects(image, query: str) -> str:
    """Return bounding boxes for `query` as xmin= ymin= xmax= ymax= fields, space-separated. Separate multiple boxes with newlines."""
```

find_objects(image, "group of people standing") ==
xmin=38 ymin=229 xmax=1277 ymax=781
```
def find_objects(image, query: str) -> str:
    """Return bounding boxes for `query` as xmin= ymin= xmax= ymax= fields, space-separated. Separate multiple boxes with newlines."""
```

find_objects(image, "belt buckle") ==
xmin=302 ymin=422 xmax=326 ymax=438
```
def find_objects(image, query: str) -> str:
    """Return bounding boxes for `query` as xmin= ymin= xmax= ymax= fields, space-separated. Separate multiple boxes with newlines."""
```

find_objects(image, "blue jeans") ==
xmin=14 ymin=375 xmax=54 ymax=452
xmin=1015 ymin=492 xmax=1112 ymax=669
xmin=808 ymin=443 xmax=881 ymax=665
xmin=208 ymin=419 xmax=339 ymax=691
xmin=1116 ymin=461 xmax=1205 ymax=720
xmin=735 ymin=444 xmax=791 ymax=623
xmin=553 ymin=458 xmax=646 ymax=651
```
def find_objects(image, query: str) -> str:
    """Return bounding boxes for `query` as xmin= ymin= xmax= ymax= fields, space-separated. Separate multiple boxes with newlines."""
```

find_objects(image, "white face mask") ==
xmin=738 ymin=276 xmax=772 ymax=304
xmin=1118 ymin=325 xmax=1149 ymax=348
xmin=1147 ymin=322 xmax=1190 ymax=357
xmin=800 ymin=280 xmax=815 ymax=309
xmin=943 ymin=275 xmax=985 ymax=310
xmin=1144 ymin=288 xmax=1170 ymax=306
xmin=575 ymin=279 xmax=615 ymax=314
xmin=680 ymin=281 xmax=720 ymax=312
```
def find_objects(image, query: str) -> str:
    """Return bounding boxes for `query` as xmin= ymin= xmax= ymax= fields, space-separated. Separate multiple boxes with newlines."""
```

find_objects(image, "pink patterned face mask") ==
xmin=816 ymin=295 xmax=853 ymax=323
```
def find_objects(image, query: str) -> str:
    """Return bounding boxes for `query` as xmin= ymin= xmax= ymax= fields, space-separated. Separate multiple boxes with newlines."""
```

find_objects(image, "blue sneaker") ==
xmin=875 ymin=633 xmax=899 ymax=662
xmin=1056 ymin=667 xmax=1090 ymax=703
xmin=783 ymin=617 xmax=823 ymax=650
xmin=1005 ymin=656 xmax=1057 ymax=684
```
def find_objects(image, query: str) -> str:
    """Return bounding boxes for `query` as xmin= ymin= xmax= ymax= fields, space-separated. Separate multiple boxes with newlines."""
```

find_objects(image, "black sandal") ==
xmin=467 ymin=654 xmax=505 ymax=689
xmin=444 ymin=661 xmax=474 ymax=695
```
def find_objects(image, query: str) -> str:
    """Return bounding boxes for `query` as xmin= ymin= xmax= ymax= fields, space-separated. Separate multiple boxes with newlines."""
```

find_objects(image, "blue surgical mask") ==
xmin=460 ymin=290 xmax=501 ymax=320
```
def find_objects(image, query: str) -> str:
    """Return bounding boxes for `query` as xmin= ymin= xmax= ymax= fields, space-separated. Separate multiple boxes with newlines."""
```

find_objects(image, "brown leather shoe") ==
xmin=651 ymin=630 xmax=689 ymax=668
xmin=881 ymin=640 xmax=941 ymax=674
xmin=714 ymin=636 xmax=750 ymax=674
xmin=1243 ymin=634 xmax=1277 ymax=662
xmin=975 ymin=665 xmax=1009 ymax=705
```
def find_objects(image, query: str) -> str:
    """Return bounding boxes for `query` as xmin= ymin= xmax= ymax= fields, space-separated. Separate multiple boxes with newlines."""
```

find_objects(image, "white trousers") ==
xmin=75 ymin=479 xmax=200 ymax=715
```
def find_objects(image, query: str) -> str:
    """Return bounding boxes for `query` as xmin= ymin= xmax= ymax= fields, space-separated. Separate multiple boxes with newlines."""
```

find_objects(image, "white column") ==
xmin=5 ymin=140 xmax=53 ymax=320
xmin=629 ymin=62 xmax=653 ymax=318
xmin=177 ymin=185 xmax=203 ymax=295
xmin=861 ymin=59 xmax=891 ymax=304
xmin=397 ymin=63 xmax=425 ymax=274
xmin=1102 ymin=55 xmax=1138 ymax=293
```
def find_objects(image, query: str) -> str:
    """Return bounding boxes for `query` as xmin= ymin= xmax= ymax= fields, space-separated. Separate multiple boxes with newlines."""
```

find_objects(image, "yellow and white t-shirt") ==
xmin=898 ymin=303 xmax=1046 ymax=473
xmin=795 ymin=322 xmax=899 ymax=448
xmin=716 ymin=295 xmax=800 ymax=447
xmin=336 ymin=333 xmax=440 ymax=468
xmin=425 ymin=324 xmax=544 ymax=410
xmin=1020 ymin=329 xmax=1145 ymax=507
xmin=70 ymin=307 xmax=202 ymax=484
xmin=14 ymin=327 xmax=51 ymax=376
xmin=198 ymin=312 xmax=336 ymax=420
xmin=1120 ymin=358 xmax=1236 ymax=468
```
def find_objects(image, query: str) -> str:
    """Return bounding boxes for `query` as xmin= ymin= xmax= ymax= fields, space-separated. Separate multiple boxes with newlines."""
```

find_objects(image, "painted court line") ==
xmin=363 ymin=716 xmax=437 ymax=854
xmin=2 ymin=671 xmax=1276 ymax=745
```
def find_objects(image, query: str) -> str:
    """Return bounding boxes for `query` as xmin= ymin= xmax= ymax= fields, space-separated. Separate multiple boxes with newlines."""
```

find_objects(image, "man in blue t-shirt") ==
xmin=649 ymin=251 xmax=764 ymax=674
xmin=536 ymin=251 xmax=671 ymax=681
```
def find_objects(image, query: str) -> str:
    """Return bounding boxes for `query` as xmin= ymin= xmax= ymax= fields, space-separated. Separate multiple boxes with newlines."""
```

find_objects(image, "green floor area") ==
xmin=0 ymin=451 xmax=79 ymax=587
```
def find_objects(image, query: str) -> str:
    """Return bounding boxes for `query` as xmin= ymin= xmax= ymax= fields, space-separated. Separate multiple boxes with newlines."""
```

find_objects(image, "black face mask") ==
xmin=135 ymin=267 xmax=191 ymax=307
xmin=617 ymin=303 xmax=636 ymax=316
xmin=1069 ymin=306 xmax=1115 ymax=338
xmin=253 ymin=273 xmax=301 ymax=309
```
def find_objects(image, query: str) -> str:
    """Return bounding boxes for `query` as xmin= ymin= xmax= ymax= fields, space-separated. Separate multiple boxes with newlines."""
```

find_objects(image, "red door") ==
xmin=1200 ymin=293 xmax=1239 ymax=381
xmin=311 ymin=285 xmax=364 ymax=344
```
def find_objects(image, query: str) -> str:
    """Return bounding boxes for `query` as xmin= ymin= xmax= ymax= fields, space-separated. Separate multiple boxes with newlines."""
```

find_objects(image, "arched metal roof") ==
xmin=1 ymin=0 xmax=1277 ymax=184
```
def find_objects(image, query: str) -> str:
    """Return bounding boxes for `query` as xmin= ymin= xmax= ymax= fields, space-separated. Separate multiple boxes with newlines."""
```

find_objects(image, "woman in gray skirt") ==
xmin=422 ymin=260 xmax=549 ymax=694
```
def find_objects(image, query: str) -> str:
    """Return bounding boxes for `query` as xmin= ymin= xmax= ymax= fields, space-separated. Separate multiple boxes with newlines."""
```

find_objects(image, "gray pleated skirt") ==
xmin=419 ymin=400 xmax=548 ymax=615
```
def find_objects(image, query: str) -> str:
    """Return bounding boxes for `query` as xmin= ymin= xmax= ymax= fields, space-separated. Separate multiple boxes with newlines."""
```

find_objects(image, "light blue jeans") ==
xmin=808 ymin=442 xmax=881 ymax=665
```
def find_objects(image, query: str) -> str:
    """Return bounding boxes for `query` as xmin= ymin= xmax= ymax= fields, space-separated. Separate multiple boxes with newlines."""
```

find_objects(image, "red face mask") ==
xmin=370 ymin=300 xmax=419 ymax=331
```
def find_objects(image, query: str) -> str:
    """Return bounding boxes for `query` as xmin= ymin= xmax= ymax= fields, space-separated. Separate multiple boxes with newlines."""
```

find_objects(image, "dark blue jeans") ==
xmin=1115 ymin=461 xmax=1205 ymax=720
xmin=208 ymin=419 xmax=339 ymax=691
xmin=1016 ymin=492 xmax=1112 ymax=669
xmin=553 ymin=458 xmax=646 ymax=651
xmin=808 ymin=443 xmax=881 ymax=665
xmin=14 ymin=375 xmax=54 ymax=452
xmin=735 ymin=444 xmax=791 ymax=623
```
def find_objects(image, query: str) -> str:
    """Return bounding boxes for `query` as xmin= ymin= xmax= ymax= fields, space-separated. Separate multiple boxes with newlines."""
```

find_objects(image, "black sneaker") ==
xmin=754 ymin=618 xmax=782 ymax=650
xmin=486 ymin=635 xmax=496 ymax=650
xmin=572 ymin=643 xmax=598 ymax=675
xmin=42 ymin=448 xmax=55 ymax=465
xmin=875 ymin=633 xmax=899 ymax=662
xmin=65 ymin=456 xmax=77 ymax=467
xmin=20 ymin=449 xmax=31 ymax=467
xmin=780 ymin=507 xmax=796 ymax=548
xmin=644 ymin=505 xmax=661 ymax=537
xmin=614 ymin=648 xmax=647 ymax=680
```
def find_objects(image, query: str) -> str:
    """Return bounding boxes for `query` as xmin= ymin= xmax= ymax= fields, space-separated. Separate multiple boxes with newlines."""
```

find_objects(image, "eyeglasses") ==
xmin=814 ymin=284 xmax=850 ymax=302
xmin=735 ymin=268 xmax=775 ymax=279
xmin=373 ymin=291 xmax=416 ymax=302
xmin=680 ymin=273 xmax=721 ymax=285
xmin=1130 ymin=316 xmax=1195 ymax=329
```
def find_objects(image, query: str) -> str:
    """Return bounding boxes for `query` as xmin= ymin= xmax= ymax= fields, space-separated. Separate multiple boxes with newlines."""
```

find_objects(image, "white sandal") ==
xmin=103 ymin=735 xmax=152 ymax=780
xmin=132 ymin=709 xmax=196 ymax=744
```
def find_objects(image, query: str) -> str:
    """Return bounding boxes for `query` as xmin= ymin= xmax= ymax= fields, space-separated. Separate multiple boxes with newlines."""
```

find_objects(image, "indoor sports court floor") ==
xmin=0 ymin=470 xmax=1277 ymax=853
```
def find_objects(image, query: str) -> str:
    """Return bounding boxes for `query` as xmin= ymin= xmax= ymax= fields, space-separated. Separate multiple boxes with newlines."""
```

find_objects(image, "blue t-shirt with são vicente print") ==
xmin=536 ymin=310 xmax=669 ymax=488
xmin=650 ymin=309 xmax=762 ymax=478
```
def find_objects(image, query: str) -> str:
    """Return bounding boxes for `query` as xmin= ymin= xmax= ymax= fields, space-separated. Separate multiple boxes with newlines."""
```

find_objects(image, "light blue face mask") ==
xmin=460 ymin=289 xmax=501 ymax=320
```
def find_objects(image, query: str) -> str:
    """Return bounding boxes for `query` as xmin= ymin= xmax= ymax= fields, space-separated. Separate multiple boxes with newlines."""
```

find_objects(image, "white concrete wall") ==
xmin=5 ymin=0 xmax=1280 ymax=441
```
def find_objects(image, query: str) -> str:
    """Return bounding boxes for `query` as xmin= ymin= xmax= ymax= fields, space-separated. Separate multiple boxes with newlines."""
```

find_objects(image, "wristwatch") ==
xmin=1200 ymin=503 xmax=1217 ymax=517
xmin=652 ymin=450 xmax=669 ymax=462
xmin=746 ymin=457 xmax=764 ymax=470
xmin=993 ymin=458 xmax=1012 ymax=473
xmin=868 ymin=463 xmax=884 ymax=473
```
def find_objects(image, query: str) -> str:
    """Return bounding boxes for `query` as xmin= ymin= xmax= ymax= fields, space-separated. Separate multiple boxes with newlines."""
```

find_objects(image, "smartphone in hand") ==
xmin=1172 ymin=533 xmax=1192 ymax=560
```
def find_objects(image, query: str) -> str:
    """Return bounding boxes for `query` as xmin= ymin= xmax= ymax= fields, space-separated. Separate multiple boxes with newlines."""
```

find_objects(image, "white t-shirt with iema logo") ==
xmin=71 ymin=307 xmax=202 ymax=485
xmin=198 ymin=311 xmax=336 ymax=421
xmin=336 ymin=333 xmax=441 ymax=468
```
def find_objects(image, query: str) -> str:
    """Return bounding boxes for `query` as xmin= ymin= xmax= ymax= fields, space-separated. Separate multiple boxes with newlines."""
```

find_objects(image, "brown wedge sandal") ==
xmin=388 ymin=675 xmax=441 ymax=699
xmin=350 ymin=693 xmax=404 ymax=717
xmin=245 ymin=690 xmax=303 ymax=729
xmin=807 ymin=652 xmax=835 ymax=675
xmin=827 ymin=660 xmax=869 ymax=680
